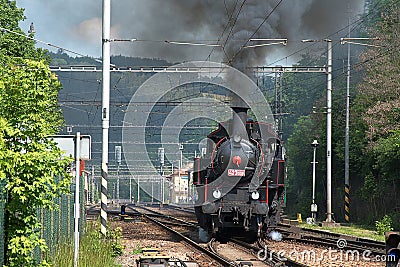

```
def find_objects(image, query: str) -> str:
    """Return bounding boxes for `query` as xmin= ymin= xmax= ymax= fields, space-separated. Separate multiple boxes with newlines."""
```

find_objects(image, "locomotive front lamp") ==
xmin=213 ymin=189 xmax=222 ymax=199
xmin=233 ymin=135 xmax=242 ymax=143
xmin=251 ymin=191 xmax=260 ymax=200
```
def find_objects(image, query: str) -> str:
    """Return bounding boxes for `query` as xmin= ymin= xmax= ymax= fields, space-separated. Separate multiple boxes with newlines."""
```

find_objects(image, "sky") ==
xmin=17 ymin=0 xmax=366 ymax=66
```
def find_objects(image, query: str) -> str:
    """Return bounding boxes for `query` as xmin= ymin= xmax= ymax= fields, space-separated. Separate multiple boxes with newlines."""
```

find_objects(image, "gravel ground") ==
xmin=107 ymin=208 xmax=387 ymax=267
xmin=111 ymin=218 xmax=219 ymax=267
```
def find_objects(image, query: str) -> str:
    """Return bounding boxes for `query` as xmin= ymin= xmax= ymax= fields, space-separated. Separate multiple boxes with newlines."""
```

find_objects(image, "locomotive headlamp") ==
xmin=251 ymin=191 xmax=260 ymax=200
xmin=233 ymin=135 xmax=241 ymax=143
xmin=213 ymin=189 xmax=222 ymax=199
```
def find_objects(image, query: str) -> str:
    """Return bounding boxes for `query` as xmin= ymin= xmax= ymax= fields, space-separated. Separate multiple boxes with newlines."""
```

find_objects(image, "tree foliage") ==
xmin=0 ymin=59 xmax=72 ymax=267
xmin=0 ymin=1 xmax=45 ymax=60
xmin=350 ymin=0 xmax=400 ymax=220
xmin=284 ymin=0 xmax=400 ymax=225
xmin=285 ymin=116 xmax=319 ymax=216
xmin=281 ymin=53 xmax=326 ymax=139
xmin=356 ymin=3 xmax=400 ymax=146
xmin=0 ymin=1 xmax=72 ymax=266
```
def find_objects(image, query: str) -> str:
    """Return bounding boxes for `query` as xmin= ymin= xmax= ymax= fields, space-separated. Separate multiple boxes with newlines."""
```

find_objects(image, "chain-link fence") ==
xmin=0 ymin=175 xmax=86 ymax=265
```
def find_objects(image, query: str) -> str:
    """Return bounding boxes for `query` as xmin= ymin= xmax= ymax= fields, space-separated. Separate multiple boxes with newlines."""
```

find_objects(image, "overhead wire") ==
xmin=89 ymin=80 xmax=102 ymax=126
xmin=222 ymin=0 xmax=248 ymax=56
xmin=205 ymin=0 xmax=240 ymax=61
xmin=281 ymin=42 xmax=398 ymax=116
xmin=261 ymin=0 xmax=398 ymax=98
xmin=95 ymin=4 xmax=399 ymax=174
xmin=0 ymin=27 xmax=102 ymax=63
xmin=3 ymin=0 xmax=393 ymax=70
xmin=259 ymin=13 xmax=396 ymax=118
xmin=10 ymin=1 xmax=392 ymax=171
xmin=227 ymin=0 xmax=284 ymax=65
xmin=265 ymin=0 xmax=393 ymax=66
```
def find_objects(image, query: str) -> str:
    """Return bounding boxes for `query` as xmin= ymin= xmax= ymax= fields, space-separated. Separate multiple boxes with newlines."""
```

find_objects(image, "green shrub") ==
xmin=375 ymin=215 xmax=393 ymax=235
xmin=107 ymin=226 xmax=124 ymax=257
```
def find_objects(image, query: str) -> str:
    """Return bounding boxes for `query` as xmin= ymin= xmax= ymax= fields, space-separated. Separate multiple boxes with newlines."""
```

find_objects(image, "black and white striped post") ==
xmin=101 ymin=0 xmax=111 ymax=237
xmin=344 ymin=184 xmax=350 ymax=223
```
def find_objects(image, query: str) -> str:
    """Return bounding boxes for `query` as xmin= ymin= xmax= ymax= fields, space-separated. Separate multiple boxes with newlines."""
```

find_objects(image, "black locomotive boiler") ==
xmin=193 ymin=104 xmax=285 ymax=242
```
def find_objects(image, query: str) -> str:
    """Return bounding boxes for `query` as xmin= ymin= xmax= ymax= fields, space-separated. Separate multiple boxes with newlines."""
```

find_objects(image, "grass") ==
xmin=132 ymin=242 xmax=143 ymax=255
xmin=300 ymin=223 xmax=385 ymax=242
xmin=50 ymin=222 xmax=120 ymax=267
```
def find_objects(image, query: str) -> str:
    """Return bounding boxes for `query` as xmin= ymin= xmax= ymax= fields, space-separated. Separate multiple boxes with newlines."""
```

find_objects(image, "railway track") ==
xmin=166 ymin=203 xmax=196 ymax=214
xmin=208 ymin=238 xmax=309 ymax=267
xmin=141 ymin=205 xmax=385 ymax=252
xmin=277 ymin=223 xmax=385 ymax=254
xmin=132 ymin=205 xmax=308 ymax=267
xmin=140 ymin=205 xmax=387 ymax=264
xmin=87 ymin=205 xmax=387 ymax=266
xmin=133 ymin=204 xmax=198 ymax=225
xmin=122 ymin=206 xmax=232 ymax=266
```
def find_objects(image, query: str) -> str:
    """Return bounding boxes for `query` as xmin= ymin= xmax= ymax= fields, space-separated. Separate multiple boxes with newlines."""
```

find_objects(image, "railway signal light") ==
xmin=121 ymin=205 xmax=126 ymax=215
xmin=385 ymin=231 xmax=400 ymax=267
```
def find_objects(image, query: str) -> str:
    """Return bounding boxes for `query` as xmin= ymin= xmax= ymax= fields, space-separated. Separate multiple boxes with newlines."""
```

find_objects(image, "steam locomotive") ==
xmin=193 ymin=103 xmax=285 ymax=242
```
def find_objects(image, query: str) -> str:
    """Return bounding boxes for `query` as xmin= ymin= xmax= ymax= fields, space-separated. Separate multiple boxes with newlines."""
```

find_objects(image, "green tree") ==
xmin=350 ymin=0 xmax=400 ymax=224
xmin=285 ymin=115 xmax=324 ymax=216
xmin=356 ymin=0 xmax=400 ymax=146
xmin=0 ymin=0 xmax=45 ymax=60
xmin=0 ymin=59 xmax=72 ymax=267
xmin=281 ymin=53 xmax=326 ymax=139
xmin=0 ymin=1 xmax=72 ymax=266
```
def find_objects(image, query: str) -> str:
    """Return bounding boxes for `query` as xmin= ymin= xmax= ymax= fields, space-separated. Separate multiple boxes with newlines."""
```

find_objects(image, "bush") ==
xmin=375 ymin=215 xmax=393 ymax=235
xmin=107 ymin=226 xmax=124 ymax=257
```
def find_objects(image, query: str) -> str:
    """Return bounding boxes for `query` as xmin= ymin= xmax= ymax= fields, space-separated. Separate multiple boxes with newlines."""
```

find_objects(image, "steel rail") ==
xmin=207 ymin=238 xmax=241 ymax=267
xmin=277 ymin=224 xmax=385 ymax=254
xmin=127 ymin=207 xmax=236 ymax=267
xmin=132 ymin=205 xmax=198 ymax=227
xmin=234 ymin=238 xmax=309 ymax=267
xmin=165 ymin=204 xmax=196 ymax=214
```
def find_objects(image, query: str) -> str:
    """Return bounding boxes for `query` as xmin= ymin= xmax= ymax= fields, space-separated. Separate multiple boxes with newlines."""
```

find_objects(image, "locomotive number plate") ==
xmin=228 ymin=169 xmax=245 ymax=176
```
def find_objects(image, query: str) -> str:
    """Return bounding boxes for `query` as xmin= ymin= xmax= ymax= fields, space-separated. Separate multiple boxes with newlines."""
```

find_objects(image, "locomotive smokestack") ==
xmin=231 ymin=97 xmax=249 ymax=139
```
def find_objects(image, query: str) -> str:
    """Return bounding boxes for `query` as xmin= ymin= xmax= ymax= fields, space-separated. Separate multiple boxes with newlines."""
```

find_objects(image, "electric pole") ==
xmin=341 ymin=35 xmax=380 ymax=223
xmin=301 ymin=39 xmax=333 ymax=223
xmin=326 ymin=39 xmax=333 ymax=223
xmin=344 ymin=19 xmax=351 ymax=224
xmin=101 ymin=0 xmax=110 ymax=237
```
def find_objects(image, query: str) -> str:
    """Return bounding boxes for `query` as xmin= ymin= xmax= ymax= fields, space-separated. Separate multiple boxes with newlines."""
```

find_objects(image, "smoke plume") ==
xmin=112 ymin=0 xmax=365 ymax=70
xmin=20 ymin=0 xmax=366 ymax=68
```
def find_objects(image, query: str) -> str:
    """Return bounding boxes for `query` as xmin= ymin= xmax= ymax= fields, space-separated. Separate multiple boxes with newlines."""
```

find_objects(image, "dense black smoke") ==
xmin=111 ymin=0 xmax=365 ymax=70
xmin=22 ymin=0 xmax=365 ymax=68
